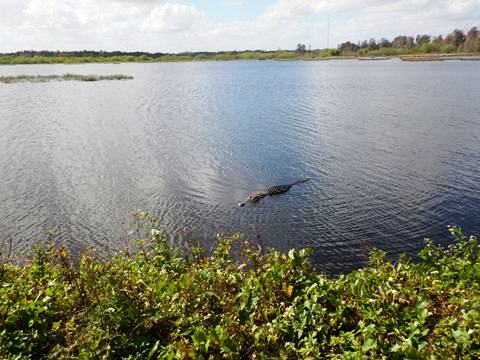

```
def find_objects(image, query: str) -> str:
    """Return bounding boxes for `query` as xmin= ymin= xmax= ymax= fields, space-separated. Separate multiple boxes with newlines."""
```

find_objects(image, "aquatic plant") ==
xmin=0 ymin=214 xmax=479 ymax=358
xmin=0 ymin=74 xmax=133 ymax=84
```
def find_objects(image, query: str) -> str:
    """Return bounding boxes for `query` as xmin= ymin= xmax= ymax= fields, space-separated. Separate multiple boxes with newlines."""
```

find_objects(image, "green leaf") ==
xmin=148 ymin=340 xmax=160 ymax=360
xmin=362 ymin=338 xmax=377 ymax=353
xmin=221 ymin=338 xmax=237 ymax=353
xmin=193 ymin=328 xmax=208 ymax=345
xmin=452 ymin=329 xmax=469 ymax=344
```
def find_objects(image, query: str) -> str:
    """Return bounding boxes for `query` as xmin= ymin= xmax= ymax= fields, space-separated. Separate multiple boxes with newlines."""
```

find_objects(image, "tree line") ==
xmin=1 ymin=49 xmax=302 ymax=59
xmin=1 ymin=26 xmax=479 ymax=64
xmin=338 ymin=27 xmax=480 ymax=54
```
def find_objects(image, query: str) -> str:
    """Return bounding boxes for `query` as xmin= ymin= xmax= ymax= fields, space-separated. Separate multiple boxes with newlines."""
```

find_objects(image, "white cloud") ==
xmin=23 ymin=0 xmax=80 ymax=29
xmin=259 ymin=0 xmax=324 ymax=22
xmin=0 ymin=0 xmax=479 ymax=52
xmin=329 ymin=0 xmax=480 ymax=43
xmin=141 ymin=3 xmax=203 ymax=32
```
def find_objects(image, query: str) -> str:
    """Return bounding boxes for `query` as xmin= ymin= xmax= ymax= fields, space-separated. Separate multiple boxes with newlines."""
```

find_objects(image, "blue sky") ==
xmin=0 ymin=0 xmax=479 ymax=52
xmin=189 ymin=0 xmax=275 ymax=21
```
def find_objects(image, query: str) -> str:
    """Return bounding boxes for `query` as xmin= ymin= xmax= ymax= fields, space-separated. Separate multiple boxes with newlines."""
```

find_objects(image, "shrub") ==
xmin=440 ymin=44 xmax=458 ymax=53
xmin=1 ymin=216 xmax=479 ymax=359
xmin=420 ymin=43 xmax=441 ymax=53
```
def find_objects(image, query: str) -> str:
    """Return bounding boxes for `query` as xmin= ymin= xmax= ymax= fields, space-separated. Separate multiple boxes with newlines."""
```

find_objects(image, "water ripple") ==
xmin=1 ymin=61 xmax=480 ymax=273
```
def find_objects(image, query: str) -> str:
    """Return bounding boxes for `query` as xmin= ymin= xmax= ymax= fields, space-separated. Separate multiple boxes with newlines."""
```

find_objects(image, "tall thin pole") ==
xmin=327 ymin=15 xmax=330 ymax=49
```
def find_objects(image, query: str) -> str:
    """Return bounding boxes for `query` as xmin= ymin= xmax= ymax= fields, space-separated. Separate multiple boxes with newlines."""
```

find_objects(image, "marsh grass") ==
xmin=0 ymin=73 xmax=133 ymax=84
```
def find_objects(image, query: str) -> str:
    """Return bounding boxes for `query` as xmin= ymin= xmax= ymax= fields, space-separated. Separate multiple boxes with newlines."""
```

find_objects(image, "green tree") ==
xmin=463 ymin=26 xmax=480 ymax=52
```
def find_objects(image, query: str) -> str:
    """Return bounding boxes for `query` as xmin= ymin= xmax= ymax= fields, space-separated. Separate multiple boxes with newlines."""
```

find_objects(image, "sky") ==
xmin=0 ymin=0 xmax=479 ymax=53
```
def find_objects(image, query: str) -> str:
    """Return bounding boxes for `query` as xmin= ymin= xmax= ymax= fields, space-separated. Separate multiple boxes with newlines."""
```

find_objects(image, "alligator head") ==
xmin=238 ymin=192 xmax=267 ymax=207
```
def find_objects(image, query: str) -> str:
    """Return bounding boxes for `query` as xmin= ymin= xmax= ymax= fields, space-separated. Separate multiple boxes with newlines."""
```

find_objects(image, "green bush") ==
xmin=420 ymin=43 xmax=441 ymax=53
xmin=367 ymin=48 xmax=410 ymax=56
xmin=1 ymin=215 xmax=479 ymax=359
xmin=440 ymin=44 xmax=458 ymax=53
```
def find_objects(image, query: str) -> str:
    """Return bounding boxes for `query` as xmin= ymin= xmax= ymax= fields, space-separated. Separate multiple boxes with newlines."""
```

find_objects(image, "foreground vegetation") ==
xmin=0 ymin=74 xmax=133 ymax=84
xmin=1 ymin=214 xmax=479 ymax=359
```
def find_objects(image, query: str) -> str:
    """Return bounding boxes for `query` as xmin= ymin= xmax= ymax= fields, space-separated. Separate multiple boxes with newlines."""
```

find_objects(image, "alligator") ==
xmin=238 ymin=179 xmax=310 ymax=207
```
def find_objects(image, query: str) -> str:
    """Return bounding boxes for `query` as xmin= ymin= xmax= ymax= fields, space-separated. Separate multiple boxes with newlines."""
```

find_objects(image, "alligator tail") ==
xmin=289 ymin=178 xmax=310 ymax=186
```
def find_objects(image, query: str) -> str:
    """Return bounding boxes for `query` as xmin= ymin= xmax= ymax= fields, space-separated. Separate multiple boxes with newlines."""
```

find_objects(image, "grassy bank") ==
xmin=2 ymin=52 xmax=480 ymax=65
xmin=0 ymin=52 xmax=302 ymax=65
xmin=0 ymin=51 xmax=334 ymax=64
xmin=0 ymin=74 xmax=133 ymax=84
xmin=1 ymin=215 xmax=479 ymax=359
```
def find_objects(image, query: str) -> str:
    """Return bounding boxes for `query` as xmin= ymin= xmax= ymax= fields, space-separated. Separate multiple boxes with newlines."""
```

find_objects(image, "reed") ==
xmin=0 ymin=73 xmax=133 ymax=84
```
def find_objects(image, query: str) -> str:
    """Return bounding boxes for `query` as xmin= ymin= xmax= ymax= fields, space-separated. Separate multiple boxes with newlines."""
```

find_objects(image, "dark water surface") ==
xmin=1 ymin=60 xmax=479 ymax=273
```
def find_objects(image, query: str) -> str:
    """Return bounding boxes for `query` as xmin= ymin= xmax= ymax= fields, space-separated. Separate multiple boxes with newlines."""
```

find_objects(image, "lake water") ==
xmin=1 ymin=60 xmax=479 ymax=274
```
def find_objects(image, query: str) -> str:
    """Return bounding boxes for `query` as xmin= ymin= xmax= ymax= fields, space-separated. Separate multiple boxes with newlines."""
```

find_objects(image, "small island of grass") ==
xmin=0 ymin=73 xmax=133 ymax=84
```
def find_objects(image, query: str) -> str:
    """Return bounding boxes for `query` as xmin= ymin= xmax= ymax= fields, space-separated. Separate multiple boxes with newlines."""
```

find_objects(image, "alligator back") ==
xmin=265 ymin=178 xmax=310 ymax=195
xmin=265 ymin=184 xmax=292 ymax=195
xmin=239 ymin=178 xmax=310 ymax=206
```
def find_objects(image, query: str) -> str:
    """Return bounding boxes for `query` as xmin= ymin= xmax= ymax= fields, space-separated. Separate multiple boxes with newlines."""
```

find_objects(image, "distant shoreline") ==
xmin=1 ymin=52 xmax=480 ymax=65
